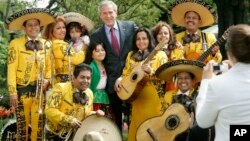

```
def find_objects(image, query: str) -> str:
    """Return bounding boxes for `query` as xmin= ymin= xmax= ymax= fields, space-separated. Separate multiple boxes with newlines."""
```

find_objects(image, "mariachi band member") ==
xmin=44 ymin=63 xmax=104 ymax=141
xmin=156 ymin=59 xmax=215 ymax=141
xmin=151 ymin=21 xmax=185 ymax=91
xmin=168 ymin=0 xmax=222 ymax=63
xmin=115 ymin=28 xmax=167 ymax=141
xmin=6 ymin=8 xmax=56 ymax=141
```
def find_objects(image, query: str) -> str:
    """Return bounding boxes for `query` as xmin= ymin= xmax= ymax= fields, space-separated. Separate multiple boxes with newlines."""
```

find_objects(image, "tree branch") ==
xmin=151 ymin=0 xmax=167 ymax=12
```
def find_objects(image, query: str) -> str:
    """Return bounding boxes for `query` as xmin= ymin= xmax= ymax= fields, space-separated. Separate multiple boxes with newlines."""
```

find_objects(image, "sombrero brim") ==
xmin=156 ymin=59 xmax=205 ymax=82
xmin=168 ymin=1 xmax=217 ymax=27
xmin=6 ymin=8 xmax=56 ymax=31
xmin=73 ymin=115 xmax=122 ymax=141
xmin=63 ymin=12 xmax=94 ymax=31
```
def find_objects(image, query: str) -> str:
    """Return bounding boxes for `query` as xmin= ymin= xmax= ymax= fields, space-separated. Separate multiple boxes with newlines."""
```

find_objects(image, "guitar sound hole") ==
xmin=169 ymin=118 xmax=177 ymax=127
xmin=165 ymin=115 xmax=180 ymax=130
xmin=132 ymin=73 xmax=138 ymax=81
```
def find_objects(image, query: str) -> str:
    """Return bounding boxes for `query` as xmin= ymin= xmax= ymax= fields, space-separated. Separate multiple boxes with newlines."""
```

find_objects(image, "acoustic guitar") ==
xmin=186 ymin=26 xmax=233 ymax=62
xmin=117 ymin=40 xmax=167 ymax=101
xmin=136 ymin=103 xmax=190 ymax=141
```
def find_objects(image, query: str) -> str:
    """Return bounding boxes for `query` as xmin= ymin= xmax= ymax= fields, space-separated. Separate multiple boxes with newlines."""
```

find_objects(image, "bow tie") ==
xmin=73 ymin=91 xmax=89 ymax=105
xmin=182 ymin=34 xmax=200 ymax=44
xmin=172 ymin=94 xmax=194 ymax=113
xmin=132 ymin=50 xmax=150 ymax=61
xmin=25 ymin=40 xmax=43 ymax=51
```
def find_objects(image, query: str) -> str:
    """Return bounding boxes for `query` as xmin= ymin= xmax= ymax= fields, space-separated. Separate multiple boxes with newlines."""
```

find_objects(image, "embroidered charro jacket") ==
xmin=176 ymin=30 xmax=222 ymax=63
xmin=52 ymin=39 xmax=85 ymax=76
xmin=7 ymin=36 xmax=51 ymax=96
xmin=45 ymin=82 xmax=93 ymax=134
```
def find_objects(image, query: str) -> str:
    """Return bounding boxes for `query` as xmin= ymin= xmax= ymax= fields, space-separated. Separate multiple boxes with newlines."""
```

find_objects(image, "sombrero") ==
xmin=167 ymin=0 xmax=217 ymax=27
xmin=155 ymin=59 xmax=205 ymax=82
xmin=6 ymin=8 xmax=57 ymax=31
xmin=83 ymin=131 xmax=104 ymax=141
xmin=63 ymin=12 xmax=94 ymax=31
xmin=73 ymin=115 xmax=122 ymax=141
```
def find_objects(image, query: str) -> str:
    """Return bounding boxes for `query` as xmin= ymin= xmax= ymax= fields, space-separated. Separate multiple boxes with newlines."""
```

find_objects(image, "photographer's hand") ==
xmin=202 ymin=60 xmax=216 ymax=79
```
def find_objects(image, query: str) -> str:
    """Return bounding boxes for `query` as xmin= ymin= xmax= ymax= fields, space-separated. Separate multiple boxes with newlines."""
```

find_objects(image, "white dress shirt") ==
xmin=177 ymin=90 xmax=190 ymax=96
xmin=104 ymin=22 xmax=120 ymax=48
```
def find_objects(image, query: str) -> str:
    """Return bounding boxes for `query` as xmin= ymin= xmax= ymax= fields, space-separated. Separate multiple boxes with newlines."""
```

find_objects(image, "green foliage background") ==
xmin=0 ymin=21 xmax=8 ymax=96
xmin=47 ymin=0 xmax=165 ymax=29
xmin=0 ymin=0 xmax=31 ymax=107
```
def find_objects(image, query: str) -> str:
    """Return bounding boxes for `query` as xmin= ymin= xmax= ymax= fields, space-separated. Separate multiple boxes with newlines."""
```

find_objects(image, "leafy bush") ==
xmin=0 ymin=20 xmax=9 ymax=108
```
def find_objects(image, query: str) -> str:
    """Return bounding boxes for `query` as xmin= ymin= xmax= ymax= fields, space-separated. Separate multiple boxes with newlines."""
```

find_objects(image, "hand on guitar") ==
xmin=211 ymin=45 xmax=220 ymax=56
xmin=114 ymin=77 xmax=122 ymax=92
xmin=114 ymin=64 xmax=151 ymax=94
xmin=141 ymin=64 xmax=151 ymax=74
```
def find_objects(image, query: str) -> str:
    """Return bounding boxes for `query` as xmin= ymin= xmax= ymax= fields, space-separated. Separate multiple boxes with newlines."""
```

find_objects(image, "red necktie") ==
xmin=110 ymin=28 xmax=120 ymax=55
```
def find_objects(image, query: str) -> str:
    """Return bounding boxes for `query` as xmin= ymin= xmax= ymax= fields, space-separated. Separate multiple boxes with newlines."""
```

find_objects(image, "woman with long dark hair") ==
xmin=115 ymin=27 xmax=168 ymax=141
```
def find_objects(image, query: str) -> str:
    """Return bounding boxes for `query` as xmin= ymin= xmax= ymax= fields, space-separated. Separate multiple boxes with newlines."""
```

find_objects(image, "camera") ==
xmin=213 ymin=63 xmax=229 ymax=73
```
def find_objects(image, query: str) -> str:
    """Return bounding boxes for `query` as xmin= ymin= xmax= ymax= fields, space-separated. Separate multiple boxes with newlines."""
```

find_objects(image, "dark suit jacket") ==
xmin=90 ymin=20 xmax=137 ymax=94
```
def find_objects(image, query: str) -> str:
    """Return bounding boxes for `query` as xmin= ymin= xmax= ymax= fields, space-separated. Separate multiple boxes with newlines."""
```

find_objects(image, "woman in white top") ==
xmin=196 ymin=24 xmax=250 ymax=141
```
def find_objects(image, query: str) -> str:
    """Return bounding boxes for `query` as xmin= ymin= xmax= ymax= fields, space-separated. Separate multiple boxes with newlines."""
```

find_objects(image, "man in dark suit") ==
xmin=90 ymin=0 xmax=137 ymax=130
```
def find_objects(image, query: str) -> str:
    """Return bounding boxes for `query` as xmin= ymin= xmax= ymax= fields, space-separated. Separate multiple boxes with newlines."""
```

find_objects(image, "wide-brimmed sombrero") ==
xmin=83 ymin=131 xmax=104 ymax=141
xmin=6 ymin=8 xmax=57 ymax=31
xmin=63 ymin=12 xmax=94 ymax=31
xmin=167 ymin=0 xmax=217 ymax=27
xmin=156 ymin=59 xmax=205 ymax=82
xmin=73 ymin=115 xmax=122 ymax=141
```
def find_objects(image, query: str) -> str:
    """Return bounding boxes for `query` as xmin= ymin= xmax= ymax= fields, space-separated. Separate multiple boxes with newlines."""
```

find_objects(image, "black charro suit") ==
xmin=90 ymin=20 xmax=137 ymax=129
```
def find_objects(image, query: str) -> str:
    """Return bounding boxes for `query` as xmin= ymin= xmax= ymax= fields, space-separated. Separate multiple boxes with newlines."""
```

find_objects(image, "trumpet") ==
xmin=34 ymin=49 xmax=45 ymax=114
xmin=58 ymin=110 xmax=76 ymax=141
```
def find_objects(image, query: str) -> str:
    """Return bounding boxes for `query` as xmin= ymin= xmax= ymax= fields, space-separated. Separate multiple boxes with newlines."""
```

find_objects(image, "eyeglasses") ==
xmin=25 ymin=40 xmax=43 ymax=51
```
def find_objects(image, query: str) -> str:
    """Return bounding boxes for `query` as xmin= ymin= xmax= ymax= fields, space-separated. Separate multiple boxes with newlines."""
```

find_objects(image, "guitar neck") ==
xmin=197 ymin=37 xmax=225 ymax=62
xmin=143 ymin=49 xmax=158 ymax=65
xmin=142 ymin=41 xmax=167 ymax=65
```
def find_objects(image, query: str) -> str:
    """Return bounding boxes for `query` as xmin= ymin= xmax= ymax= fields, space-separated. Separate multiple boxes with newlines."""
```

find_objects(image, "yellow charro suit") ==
xmin=52 ymin=39 xmax=85 ymax=83
xmin=122 ymin=51 xmax=167 ymax=141
xmin=176 ymin=30 xmax=222 ymax=63
xmin=45 ymin=82 xmax=93 ymax=135
xmin=7 ymin=36 xmax=51 ymax=141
